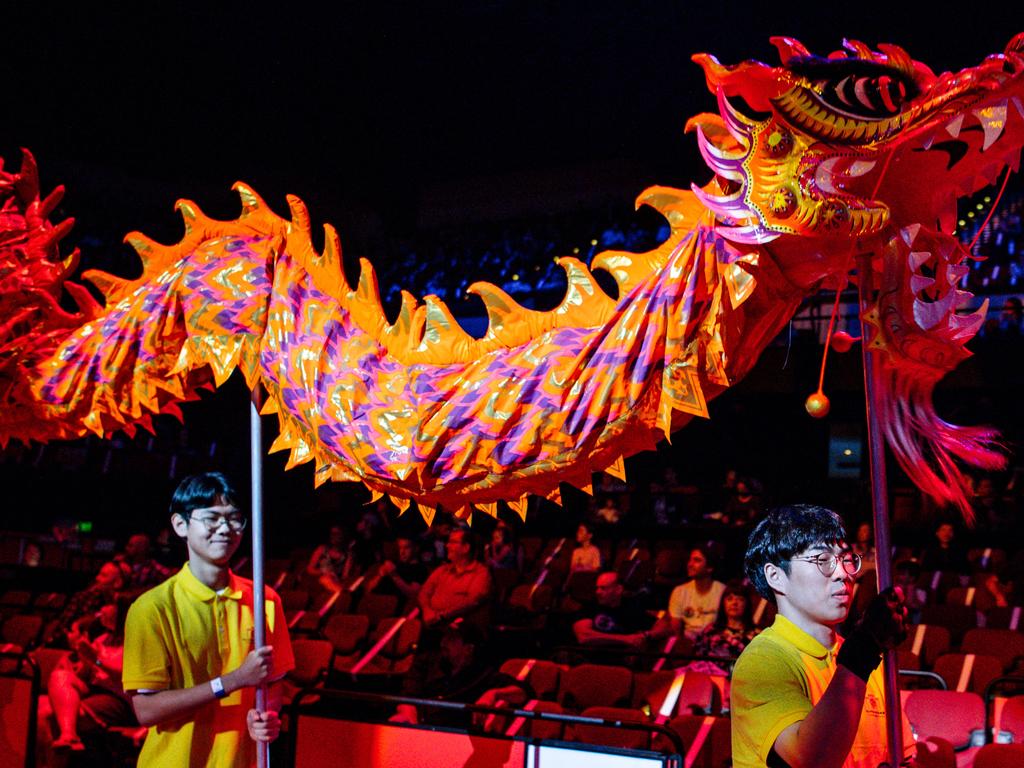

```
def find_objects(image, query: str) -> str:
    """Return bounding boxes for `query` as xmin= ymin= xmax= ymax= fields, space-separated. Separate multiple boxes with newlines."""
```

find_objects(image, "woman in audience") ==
xmin=484 ymin=524 xmax=519 ymax=571
xmin=306 ymin=524 xmax=353 ymax=592
xmin=920 ymin=520 xmax=969 ymax=574
xmin=38 ymin=598 xmax=136 ymax=755
xmin=570 ymin=522 xmax=602 ymax=572
xmin=691 ymin=579 xmax=758 ymax=663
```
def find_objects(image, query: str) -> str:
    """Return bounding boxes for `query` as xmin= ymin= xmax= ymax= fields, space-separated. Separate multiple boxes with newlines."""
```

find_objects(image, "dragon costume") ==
xmin=2 ymin=35 xmax=1022 ymax=522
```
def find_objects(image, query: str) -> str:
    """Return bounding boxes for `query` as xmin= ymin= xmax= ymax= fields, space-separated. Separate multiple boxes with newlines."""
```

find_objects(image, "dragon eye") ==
xmin=819 ymin=74 xmax=908 ymax=117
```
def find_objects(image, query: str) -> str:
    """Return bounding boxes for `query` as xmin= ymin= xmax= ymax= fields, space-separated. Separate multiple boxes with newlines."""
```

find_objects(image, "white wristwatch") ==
xmin=210 ymin=676 xmax=227 ymax=699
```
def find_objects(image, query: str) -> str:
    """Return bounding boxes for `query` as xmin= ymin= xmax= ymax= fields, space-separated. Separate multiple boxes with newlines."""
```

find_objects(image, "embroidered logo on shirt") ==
xmin=864 ymin=692 xmax=885 ymax=717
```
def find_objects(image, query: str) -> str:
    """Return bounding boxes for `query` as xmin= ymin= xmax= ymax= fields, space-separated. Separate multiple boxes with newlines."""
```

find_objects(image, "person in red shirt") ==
xmin=419 ymin=526 xmax=493 ymax=630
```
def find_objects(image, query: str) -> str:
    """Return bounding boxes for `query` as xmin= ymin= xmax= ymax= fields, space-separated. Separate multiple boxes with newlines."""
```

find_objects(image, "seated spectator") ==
xmin=114 ymin=533 xmax=172 ymax=596
xmin=981 ymin=567 xmax=1016 ymax=609
xmin=306 ymin=525 xmax=353 ymax=592
xmin=656 ymin=543 xmax=726 ymax=640
xmin=650 ymin=467 xmax=683 ymax=526
xmin=692 ymin=580 xmax=759 ymax=664
xmin=594 ymin=497 xmax=622 ymax=525
xmin=892 ymin=560 xmax=928 ymax=624
xmin=392 ymin=623 xmax=530 ymax=727
xmin=991 ymin=296 xmax=1023 ymax=338
xmin=364 ymin=536 xmax=429 ymax=602
xmin=920 ymin=521 xmax=968 ymax=574
xmin=37 ymin=598 xmax=137 ymax=755
xmin=972 ymin=475 xmax=1014 ymax=538
xmin=721 ymin=476 xmax=763 ymax=528
xmin=484 ymin=524 xmax=519 ymax=571
xmin=850 ymin=522 xmax=877 ymax=578
xmin=419 ymin=526 xmax=493 ymax=630
xmin=572 ymin=571 xmax=652 ymax=648
xmin=570 ymin=522 xmax=602 ymax=573
xmin=350 ymin=504 xmax=386 ymax=572
xmin=420 ymin=518 xmax=453 ymax=567
xmin=45 ymin=561 xmax=125 ymax=647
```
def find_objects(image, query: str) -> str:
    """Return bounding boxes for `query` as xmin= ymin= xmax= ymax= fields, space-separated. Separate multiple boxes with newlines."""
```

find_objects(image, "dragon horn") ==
xmin=877 ymin=44 xmax=915 ymax=77
xmin=842 ymin=39 xmax=874 ymax=60
xmin=769 ymin=37 xmax=810 ymax=64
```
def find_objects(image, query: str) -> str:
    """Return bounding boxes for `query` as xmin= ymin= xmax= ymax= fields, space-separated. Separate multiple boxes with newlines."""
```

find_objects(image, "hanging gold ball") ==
xmin=805 ymin=391 xmax=830 ymax=418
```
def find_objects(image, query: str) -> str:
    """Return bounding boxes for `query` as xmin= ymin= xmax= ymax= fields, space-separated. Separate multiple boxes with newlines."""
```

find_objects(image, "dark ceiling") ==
xmin=7 ymin=3 xmax=1023 ymax=242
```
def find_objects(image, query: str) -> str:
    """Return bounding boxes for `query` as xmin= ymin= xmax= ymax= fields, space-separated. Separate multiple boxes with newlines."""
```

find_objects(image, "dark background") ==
xmin=3 ymin=3 xmax=1023 ymax=546
xmin=7 ymin=4 xmax=1023 ymax=244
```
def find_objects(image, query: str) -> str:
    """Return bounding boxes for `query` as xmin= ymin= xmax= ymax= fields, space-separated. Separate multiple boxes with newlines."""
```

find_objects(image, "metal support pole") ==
xmin=856 ymin=253 xmax=902 ymax=766
xmin=250 ymin=386 xmax=269 ymax=768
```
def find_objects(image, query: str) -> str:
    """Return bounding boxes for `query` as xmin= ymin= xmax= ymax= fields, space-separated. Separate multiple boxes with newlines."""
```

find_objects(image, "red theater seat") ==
xmin=974 ymin=743 xmax=1024 ymax=768
xmin=960 ymin=628 xmax=1024 ymax=673
xmin=904 ymin=689 xmax=984 ymax=751
xmin=635 ymin=668 xmax=717 ymax=717
xmin=557 ymin=663 xmax=633 ymax=712
xmin=571 ymin=706 xmax=652 ymax=750
xmin=499 ymin=658 xmax=562 ymax=701
xmin=664 ymin=714 xmax=731 ymax=767
xmin=323 ymin=613 xmax=370 ymax=672
xmin=898 ymin=624 xmax=951 ymax=669
xmin=932 ymin=652 xmax=1002 ymax=694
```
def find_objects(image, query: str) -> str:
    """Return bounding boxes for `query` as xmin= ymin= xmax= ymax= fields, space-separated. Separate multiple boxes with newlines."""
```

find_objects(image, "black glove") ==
xmin=837 ymin=587 xmax=908 ymax=682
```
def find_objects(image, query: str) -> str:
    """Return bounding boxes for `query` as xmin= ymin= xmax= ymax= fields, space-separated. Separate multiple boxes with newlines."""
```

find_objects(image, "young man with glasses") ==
xmin=123 ymin=472 xmax=294 ymax=767
xmin=731 ymin=505 xmax=911 ymax=768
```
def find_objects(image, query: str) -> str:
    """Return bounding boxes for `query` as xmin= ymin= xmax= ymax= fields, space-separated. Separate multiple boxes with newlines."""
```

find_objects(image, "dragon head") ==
xmin=690 ymin=34 xmax=1024 ymax=252
xmin=689 ymin=35 xmax=1024 ymax=517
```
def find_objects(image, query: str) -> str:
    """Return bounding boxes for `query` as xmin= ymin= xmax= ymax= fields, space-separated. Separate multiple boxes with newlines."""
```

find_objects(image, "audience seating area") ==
xmin=5 ymin=505 xmax=1022 ymax=768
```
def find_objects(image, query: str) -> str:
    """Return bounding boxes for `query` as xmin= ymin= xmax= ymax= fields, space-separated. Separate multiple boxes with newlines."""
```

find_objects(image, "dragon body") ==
xmin=3 ymin=35 xmax=1023 ymax=520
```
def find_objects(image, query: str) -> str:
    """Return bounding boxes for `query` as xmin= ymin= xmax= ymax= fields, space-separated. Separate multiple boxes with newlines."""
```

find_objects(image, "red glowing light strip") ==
xmin=654 ymin=668 xmax=687 ymax=724
xmin=504 ymin=699 xmax=539 ymax=737
xmin=349 ymin=607 xmax=420 ymax=675
xmin=683 ymin=716 xmax=717 ymax=768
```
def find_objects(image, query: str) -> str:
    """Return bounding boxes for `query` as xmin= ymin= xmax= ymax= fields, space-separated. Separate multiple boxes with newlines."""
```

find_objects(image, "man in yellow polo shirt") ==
xmin=732 ymin=505 xmax=912 ymax=768
xmin=123 ymin=473 xmax=294 ymax=767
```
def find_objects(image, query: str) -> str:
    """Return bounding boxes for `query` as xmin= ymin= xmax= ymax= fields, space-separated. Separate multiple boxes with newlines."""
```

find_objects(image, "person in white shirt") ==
xmin=570 ymin=522 xmax=602 ymax=572
xmin=661 ymin=543 xmax=726 ymax=640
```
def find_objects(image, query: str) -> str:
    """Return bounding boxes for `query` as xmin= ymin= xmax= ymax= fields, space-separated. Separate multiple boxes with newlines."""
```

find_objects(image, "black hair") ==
xmin=691 ymin=541 xmax=722 ymax=575
xmin=744 ymin=504 xmax=847 ymax=604
xmin=450 ymin=523 xmax=474 ymax=546
xmin=711 ymin=578 xmax=755 ymax=632
xmin=169 ymin=472 xmax=239 ymax=520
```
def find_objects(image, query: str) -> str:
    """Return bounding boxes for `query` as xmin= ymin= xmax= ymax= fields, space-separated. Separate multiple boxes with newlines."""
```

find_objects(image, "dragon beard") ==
xmin=869 ymin=224 xmax=1003 ymax=521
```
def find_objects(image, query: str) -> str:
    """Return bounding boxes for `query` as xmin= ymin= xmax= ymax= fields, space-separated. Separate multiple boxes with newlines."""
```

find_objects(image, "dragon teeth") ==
xmin=949 ymin=298 xmax=989 ymax=340
xmin=911 ymin=274 xmax=936 ymax=293
xmin=975 ymin=102 xmax=1008 ymax=151
xmin=945 ymin=114 xmax=965 ymax=139
xmin=848 ymin=160 xmax=877 ymax=177
xmin=947 ymin=264 xmax=969 ymax=283
xmin=913 ymin=288 xmax=958 ymax=331
xmin=908 ymin=249 xmax=932 ymax=271
xmin=900 ymin=223 xmax=923 ymax=246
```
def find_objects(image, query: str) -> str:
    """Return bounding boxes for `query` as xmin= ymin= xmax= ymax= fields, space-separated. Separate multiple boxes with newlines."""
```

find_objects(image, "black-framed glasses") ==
xmin=189 ymin=513 xmax=248 ymax=532
xmin=790 ymin=551 xmax=862 ymax=577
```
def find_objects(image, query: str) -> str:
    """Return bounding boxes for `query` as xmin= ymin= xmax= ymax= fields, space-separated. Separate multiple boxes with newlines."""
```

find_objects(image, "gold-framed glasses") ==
xmin=791 ymin=551 xmax=862 ymax=577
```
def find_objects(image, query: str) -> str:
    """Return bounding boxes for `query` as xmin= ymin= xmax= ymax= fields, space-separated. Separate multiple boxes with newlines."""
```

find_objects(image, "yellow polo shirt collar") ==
xmin=176 ymin=562 xmax=244 ymax=603
xmin=769 ymin=613 xmax=837 ymax=660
